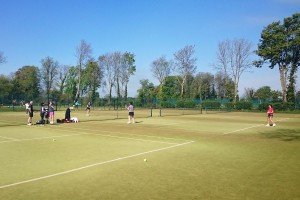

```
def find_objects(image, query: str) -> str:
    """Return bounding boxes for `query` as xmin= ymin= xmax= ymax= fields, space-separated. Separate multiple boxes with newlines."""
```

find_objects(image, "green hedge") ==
xmin=235 ymin=101 xmax=253 ymax=110
xmin=201 ymin=101 xmax=221 ymax=109
xmin=176 ymin=100 xmax=197 ymax=108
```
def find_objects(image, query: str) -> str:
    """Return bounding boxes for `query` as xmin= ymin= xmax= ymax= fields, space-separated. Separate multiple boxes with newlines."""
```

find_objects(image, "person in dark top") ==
xmin=39 ymin=102 xmax=45 ymax=124
xmin=86 ymin=101 xmax=91 ymax=116
xmin=65 ymin=107 xmax=71 ymax=122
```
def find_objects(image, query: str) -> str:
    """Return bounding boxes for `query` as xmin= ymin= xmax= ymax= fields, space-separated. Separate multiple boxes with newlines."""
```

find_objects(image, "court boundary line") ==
xmin=60 ymin=125 xmax=192 ymax=142
xmin=0 ymin=140 xmax=194 ymax=189
xmin=0 ymin=126 xmax=182 ymax=145
xmin=223 ymin=118 xmax=290 ymax=135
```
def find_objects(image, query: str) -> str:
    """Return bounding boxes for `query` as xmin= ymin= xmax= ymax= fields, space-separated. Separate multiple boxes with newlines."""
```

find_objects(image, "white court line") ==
xmin=223 ymin=118 xmax=290 ymax=135
xmin=0 ymin=133 xmax=82 ymax=144
xmin=64 ymin=125 xmax=191 ymax=142
xmin=45 ymin=127 xmax=179 ymax=145
xmin=0 ymin=140 xmax=194 ymax=189
xmin=0 ymin=135 xmax=17 ymax=140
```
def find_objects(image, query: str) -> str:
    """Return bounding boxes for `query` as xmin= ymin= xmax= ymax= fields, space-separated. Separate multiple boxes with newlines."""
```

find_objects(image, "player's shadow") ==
xmin=260 ymin=129 xmax=300 ymax=141
xmin=134 ymin=121 xmax=143 ymax=124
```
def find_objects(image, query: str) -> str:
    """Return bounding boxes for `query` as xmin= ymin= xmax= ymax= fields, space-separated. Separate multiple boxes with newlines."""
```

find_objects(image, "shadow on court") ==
xmin=260 ymin=129 xmax=300 ymax=141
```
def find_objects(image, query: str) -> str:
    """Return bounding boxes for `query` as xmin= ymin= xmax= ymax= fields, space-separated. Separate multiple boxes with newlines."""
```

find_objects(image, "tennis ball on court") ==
xmin=53 ymin=139 xmax=56 ymax=141
xmin=144 ymin=158 xmax=147 ymax=162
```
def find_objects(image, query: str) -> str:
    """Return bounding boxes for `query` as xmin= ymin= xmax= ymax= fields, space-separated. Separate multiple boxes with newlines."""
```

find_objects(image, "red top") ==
xmin=267 ymin=107 xmax=274 ymax=114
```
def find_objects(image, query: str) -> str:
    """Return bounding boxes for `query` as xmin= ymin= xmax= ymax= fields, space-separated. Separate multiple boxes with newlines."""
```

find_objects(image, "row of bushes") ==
xmin=158 ymin=100 xmax=297 ymax=111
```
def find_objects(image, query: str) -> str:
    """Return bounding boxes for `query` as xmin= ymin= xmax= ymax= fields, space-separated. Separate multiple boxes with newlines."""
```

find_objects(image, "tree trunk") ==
xmin=279 ymin=64 xmax=288 ymax=102
xmin=233 ymin=83 xmax=238 ymax=103
xmin=124 ymin=84 xmax=128 ymax=102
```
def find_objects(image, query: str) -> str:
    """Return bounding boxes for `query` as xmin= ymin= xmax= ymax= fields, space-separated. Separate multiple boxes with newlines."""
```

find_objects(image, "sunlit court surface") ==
xmin=0 ymin=109 xmax=299 ymax=200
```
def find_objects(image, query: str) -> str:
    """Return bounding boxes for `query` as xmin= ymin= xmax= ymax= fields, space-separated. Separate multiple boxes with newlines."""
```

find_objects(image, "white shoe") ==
xmin=273 ymin=123 xmax=276 ymax=127
xmin=266 ymin=124 xmax=270 ymax=126
xmin=27 ymin=123 xmax=32 ymax=126
xmin=127 ymin=122 xmax=131 ymax=124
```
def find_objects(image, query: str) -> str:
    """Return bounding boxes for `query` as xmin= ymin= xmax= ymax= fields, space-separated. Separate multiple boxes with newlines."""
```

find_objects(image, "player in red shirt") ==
xmin=266 ymin=105 xmax=276 ymax=126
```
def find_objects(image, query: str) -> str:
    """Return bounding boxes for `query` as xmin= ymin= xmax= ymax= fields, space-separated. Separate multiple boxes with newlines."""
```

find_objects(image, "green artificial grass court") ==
xmin=0 ymin=110 xmax=299 ymax=200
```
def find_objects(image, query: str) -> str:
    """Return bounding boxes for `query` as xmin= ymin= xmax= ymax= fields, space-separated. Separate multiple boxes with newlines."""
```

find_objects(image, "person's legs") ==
xmin=127 ymin=115 xmax=131 ymax=124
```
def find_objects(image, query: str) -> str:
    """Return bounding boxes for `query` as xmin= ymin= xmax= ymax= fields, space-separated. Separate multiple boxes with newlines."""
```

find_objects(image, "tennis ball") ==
xmin=144 ymin=158 xmax=147 ymax=162
xmin=53 ymin=139 xmax=56 ymax=141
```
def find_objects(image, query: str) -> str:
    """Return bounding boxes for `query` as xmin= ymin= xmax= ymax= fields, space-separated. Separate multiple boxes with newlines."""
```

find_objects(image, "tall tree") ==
xmin=151 ymin=56 xmax=172 ymax=86
xmin=120 ymin=52 xmax=136 ymax=101
xmin=191 ymin=72 xmax=214 ymax=100
xmin=64 ymin=66 xmax=77 ymax=103
xmin=160 ymin=76 xmax=181 ymax=100
xmin=57 ymin=65 xmax=70 ymax=95
xmin=137 ymin=79 xmax=156 ymax=106
xmin=82 ymin=60 xmax=103 ymax=102
xmin=244 ymin=87 xmax=256 ymax=100
xmin=173 ymin=45 xmax=197 ymax=98
xmin=214 ymin=71 xmax=234 ymax=99
xmin=112 ymin=51 xmax=122 ymax=99
xmin=99 ymin=53 xmax=114 ymax=105
xmin=0 ymin=51 xmax=6 ymax=64
xmin=0 ymin=75 xmax=12 ymax=104
xmin=40 ymin=56 xmax=59 ymax=104
xmin=255 ymin=13 xmax=300 ymax=103
xmin=216 ymin=39 xmax=252 ymax=103
xmin=75 ymin=40 xmax=92 ymax=101
xmin=255 ymin=86 xmax=272 ymax=102
xmin=11 ymin=66 xmax=40 ymax=101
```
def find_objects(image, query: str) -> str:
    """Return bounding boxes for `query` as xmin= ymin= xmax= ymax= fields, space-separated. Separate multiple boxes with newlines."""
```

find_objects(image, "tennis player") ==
xmin=27 ymin=101 xmax=33 ymax=125
xmin=266 ymin=104 xmax=276 ymax=126
xmin=127 ymin=102 xmax=135 ymax=124
xmin=86 ymin=101 xmax=91 ymax=116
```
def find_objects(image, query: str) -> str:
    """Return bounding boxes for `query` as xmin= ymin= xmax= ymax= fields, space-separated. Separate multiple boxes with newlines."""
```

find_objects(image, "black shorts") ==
xmin=29 ymin=112 xmax=33 ymax=118
xmin=268 ymin=113 xmax=273 ymax=117
xmin=129 ymin=112 xmax=134 ymax=117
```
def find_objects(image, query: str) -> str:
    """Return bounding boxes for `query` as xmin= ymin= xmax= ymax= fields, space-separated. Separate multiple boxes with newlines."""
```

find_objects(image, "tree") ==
xmin=0 ymin=51 xmax=6 ymax=64
xmin=255 ymin=86 xmax=272 ymax=102
xmin=160 ymin=76 xmax=181 ymax=100
xmin=112 ymin=51 xmax=122 ymax=99
xmin=214 ymin=71 xmax=234 ymax=99
xmin=216 ymin=39 xmax=253 ymax=103
xmin=75 ymin=40 xmax=92 ymax=101
xmin=255 ymin=13 xmax=300 ymax=103
xmin=191 ymin=72 xmax=214 ymax=100
xmin=40 ymin=56 xmax=59 ymax=104
xmin=244 ymin=87 xmax=256 ymax=100
xmin=64 ymin=66 xmax=77 ymax=104
xmin=151 ymin=56 xmax=172 ymax=86
xmin=173 ymin=45 xmax=197 ymax=98
xmin=120 ymin=52 xmax=136 ymax=101
xmin=285 ymin=14 xmax=300 ymax=104
xmin=57 ymin=65 xmax=70 ymax=96
xmin=82 ymin=60 xmax=103 ymax=102
xmin=137 ymin=79 xmax=156 ymax=106
xmin=0 ymin=75 xmax=12 ymax=104
xmin=11 ymin=66 xmax=40 ymax=101
xmin=99 ymin=53 xmax=114 ymax=105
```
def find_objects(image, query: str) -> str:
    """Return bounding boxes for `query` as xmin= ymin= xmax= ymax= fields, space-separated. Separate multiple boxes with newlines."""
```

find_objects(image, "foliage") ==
xmin=11 ymin=66 xmax=40 ymax=102
xmin=255 ymin=86 xmax=272 ymax=101
xmin=159 ymin=76 xmax=181 ymax=100
xmin=176 ymin=99 xmax=197 ymax=108
xmin=235 ymin=101 xmax=253 ymax=110
xmin=0 ymin=75 xmax=12 ymax=104
xmin=137 ymin=79 xmax=156 ymax=107
xmin=201 ymin=101 xmax=221 ymax=109
xmin=255 ymin=13 xmax=300 ymax=102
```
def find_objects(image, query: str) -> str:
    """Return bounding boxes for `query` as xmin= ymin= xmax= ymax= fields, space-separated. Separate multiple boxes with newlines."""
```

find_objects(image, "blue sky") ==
xmin=0 ymin=0 xmax=299 ymax=97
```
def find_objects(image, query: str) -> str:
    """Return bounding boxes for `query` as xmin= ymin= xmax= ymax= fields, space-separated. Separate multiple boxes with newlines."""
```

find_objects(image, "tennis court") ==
xmin=0 ymin=110 xmax=299 ymax=199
